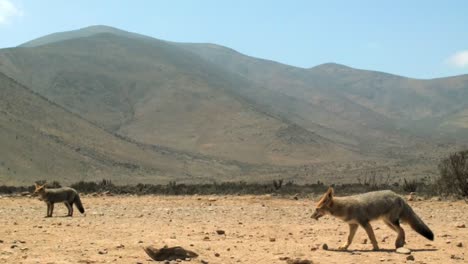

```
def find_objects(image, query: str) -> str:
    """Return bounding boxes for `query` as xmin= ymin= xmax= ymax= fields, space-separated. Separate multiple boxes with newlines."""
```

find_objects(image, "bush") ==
xmin=437 ymin=150 xmax=468 ymax=197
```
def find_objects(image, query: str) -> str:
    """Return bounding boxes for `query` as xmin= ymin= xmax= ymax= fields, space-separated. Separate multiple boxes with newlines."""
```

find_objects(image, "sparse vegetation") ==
xmin=0 ymin=178 xmax=444 ymax=197
xmin=437 ymin=150 xmax=468 ymax=197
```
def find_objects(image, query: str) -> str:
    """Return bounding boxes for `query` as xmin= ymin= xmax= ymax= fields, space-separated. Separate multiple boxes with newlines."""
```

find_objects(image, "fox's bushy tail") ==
xmin=74 ymin=194 xmax=85 ymax=214
xmin=401 ymin=201 xmax=433 ymax=240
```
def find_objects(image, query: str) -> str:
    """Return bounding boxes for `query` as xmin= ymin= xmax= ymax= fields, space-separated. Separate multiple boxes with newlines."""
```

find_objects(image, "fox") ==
xmin=33 ymin=183 xmax=85 ymax=217
xmin=311 ymin=187 xmax=434 ymax=250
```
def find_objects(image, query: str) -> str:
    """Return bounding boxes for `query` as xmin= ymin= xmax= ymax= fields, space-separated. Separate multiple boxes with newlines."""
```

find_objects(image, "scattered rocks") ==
xmin=451 ymin=254 xmax=463 ymax=260
xmin=321 ymin=243 xmax=328 ymax=250
xmin=406 ymin=255 xmax=415 ymax=261
xmin=144 ymin=246 xmax=198 ymax=261
xmin=396 ymin=247 xmax=411 ymax=254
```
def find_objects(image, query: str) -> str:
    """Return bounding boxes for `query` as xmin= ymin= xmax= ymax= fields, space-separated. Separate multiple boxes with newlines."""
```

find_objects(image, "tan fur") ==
xmin=311 ymin=187 xmax=434 ymax=250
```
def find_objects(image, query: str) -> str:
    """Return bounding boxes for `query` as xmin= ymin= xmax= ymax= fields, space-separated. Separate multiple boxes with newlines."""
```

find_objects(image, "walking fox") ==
xmin=33 ymin=183 xmax=85 ymax=217
xmin=311 ymin=187 xmax=433 ymax=250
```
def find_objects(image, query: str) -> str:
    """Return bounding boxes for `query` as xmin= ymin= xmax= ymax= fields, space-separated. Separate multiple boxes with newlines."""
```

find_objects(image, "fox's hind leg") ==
xmin=384 ymin=219 xmax=405 ymax=248
xmin=361 ymin=222 xmax=379 ymax=250
xmin=64 ymin=202 xmax=73 ymax=216
xmin=338 ymin=224 xmax=358 ymax=250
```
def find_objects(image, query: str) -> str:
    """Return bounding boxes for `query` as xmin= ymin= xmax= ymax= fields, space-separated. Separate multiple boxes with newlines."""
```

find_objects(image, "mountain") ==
xmin=0 ymin=25 xmax=466 ymax=185
xmin=0 ymin=26 xmax=357 ymax=166
xmin=0 ymin=72 xmax=313 ymax=185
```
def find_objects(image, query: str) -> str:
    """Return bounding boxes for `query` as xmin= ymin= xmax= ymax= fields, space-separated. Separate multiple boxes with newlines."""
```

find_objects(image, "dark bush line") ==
xmin=0 ymin=178 xmax=435 ymax=197
xmin=2 ymin=149 xmax=466 ymax=197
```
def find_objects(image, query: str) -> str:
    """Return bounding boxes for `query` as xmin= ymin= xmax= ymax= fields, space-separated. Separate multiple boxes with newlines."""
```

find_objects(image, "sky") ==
xmin=0 ymin=0 xmax=467 ymax=79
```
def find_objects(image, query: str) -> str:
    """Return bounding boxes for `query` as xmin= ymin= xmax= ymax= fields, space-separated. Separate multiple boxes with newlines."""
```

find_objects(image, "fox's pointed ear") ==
xmin=326 ymin=187 xmax=334 ymax=199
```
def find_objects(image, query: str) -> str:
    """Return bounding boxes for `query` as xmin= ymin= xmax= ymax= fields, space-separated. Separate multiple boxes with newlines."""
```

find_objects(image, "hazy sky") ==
xmin=0 ymin=0 xmax=467 ymax=79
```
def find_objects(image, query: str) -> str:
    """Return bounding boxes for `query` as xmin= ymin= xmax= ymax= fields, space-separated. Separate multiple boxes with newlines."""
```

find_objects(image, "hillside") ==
xmin=0 ymin=72 xmax=311 ymax=185
xmin=0 ymin=28 xmax=358 ymax=165
xmin=0 ymin=25 xmax=466 ymax=185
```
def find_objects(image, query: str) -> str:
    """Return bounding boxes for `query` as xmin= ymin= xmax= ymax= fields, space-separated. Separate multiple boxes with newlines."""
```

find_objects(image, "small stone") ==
xmin=379 ymin=258 xmax=386 ymax=262
xmin=116 ymin=244 xmax=125 ymax=249
xmin=322 ymin=243 xmax=328 ymax=250
xmin=396 ymin=247 xmax=411 ymax=254
xmin=0 ymin=240 xmax=3 ymax=243
xmin=203 ymin=236 xmax=210 ymax=241
xmin=214 ymin=253 xmax=220 ymax=257
xmin=456 ymin=223 xmax=466 ymax=228
xmin=279 ymin=256 xmax=289 ymax=260
xmin=406 ymin=255 xmax=415 ymax=261
xmin=362 ymin=238 xmax=367 ymax=244
xmin=216 ymin=230 xmax=225 ymax=235
xmin=98 ymin=249 xmax=107 ymax=254
xmin=456 ymin=242 xmax=463 ymax=247
xmin=286 ymin=258 xmax=313 ymax=264
xmin=201 ymin=260 xmax=209 ymax=264
xmin=269 ymin=238 xmax=276 ymax=242
xmin=446 ymin=240 xmax=451 ymax=244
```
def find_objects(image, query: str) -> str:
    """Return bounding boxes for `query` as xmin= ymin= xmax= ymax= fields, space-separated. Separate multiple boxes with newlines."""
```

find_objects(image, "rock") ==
xmin=456 ymin=242 xmax=463 ymax=247
xmin=362 ymin=238 xmax=367 ymax=244
xmin=406 ymin=255 xmax=415 ymax=261
xmin=200 ymin=260 xmax=209 ymax=264
xmin=286 ymin=258 xmax=313 ymax=264
xmin=214 ymin=253 xmax=220 ymax=257
xmin=216 ymin=230 xmax=225 ymax=235
xmin=116 ymin=244 xmax=125 ymax=249
xmin=208 ymin=197 xmax=217 ymax=202
xmin=0 ymin=240 xmax=3 ymax=243
xmin=98 ymin=249 xmax=107 ymax=254
xmin=456 ymin=223 xmax=466 ymax=228
xmin=396 ymin=247 xmax=411 ymax=254
xmin=269 ymin=238 xmax=276 ymax=242
xmin=144 ymin=246 xmax=198 ymax=261
xmin=321 ymin=243 xmax=328 ymax=250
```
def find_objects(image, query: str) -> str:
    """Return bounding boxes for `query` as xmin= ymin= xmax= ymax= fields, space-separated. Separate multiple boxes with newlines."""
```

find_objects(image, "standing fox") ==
xmin=311 ymin=187 xmax=433 ymax=250
xmin=33 ymin=183 xmax=85 ymax=217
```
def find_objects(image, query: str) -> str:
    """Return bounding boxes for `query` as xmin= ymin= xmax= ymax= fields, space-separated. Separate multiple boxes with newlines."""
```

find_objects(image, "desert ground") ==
xmin=0 ymin=194 xmax=466 ymax=264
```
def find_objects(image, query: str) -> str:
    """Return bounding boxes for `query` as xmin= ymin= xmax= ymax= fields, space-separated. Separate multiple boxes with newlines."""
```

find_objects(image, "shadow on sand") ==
xmin=327 ymin=248 xmax=438 ymax=253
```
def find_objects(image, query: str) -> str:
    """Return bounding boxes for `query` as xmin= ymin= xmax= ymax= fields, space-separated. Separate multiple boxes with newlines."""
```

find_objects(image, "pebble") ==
xmin=456 ymin=223 xmax=466 ymax=228
xmin=216 ymin=230 xmax=225 ymax=235
xmin=396 ymin=247 xmax=411 ymax=254
xmin=322 ymin=243 xmax=328 ymax=250
xmin=456 ymin=242 xmax=463 ymax=247
xmin=406 ymin=255 xmax=415 ymax=261
xmin=269 ymin=238 xmax=276 ymax=242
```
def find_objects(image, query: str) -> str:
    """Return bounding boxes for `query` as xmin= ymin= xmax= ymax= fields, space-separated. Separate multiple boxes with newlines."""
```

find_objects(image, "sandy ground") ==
xmin=0 ymin=194 xmax=466 ymax=264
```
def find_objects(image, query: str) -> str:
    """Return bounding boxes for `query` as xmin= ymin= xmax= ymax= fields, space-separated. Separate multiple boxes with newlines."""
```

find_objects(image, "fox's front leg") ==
xmin=46 ymin=203 xmax=52 ymax=217
xmin=339 ymin=223 xmax=358 ymax=250
xmin=362 ymin=222 xmax=379 ymax=250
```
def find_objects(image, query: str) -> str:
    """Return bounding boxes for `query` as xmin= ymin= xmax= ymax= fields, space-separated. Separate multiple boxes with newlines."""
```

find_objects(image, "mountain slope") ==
xmin=0 ymin=30 xmax=357 ymax=166
xmin=0 ymin=72 xmax=310 ymax=185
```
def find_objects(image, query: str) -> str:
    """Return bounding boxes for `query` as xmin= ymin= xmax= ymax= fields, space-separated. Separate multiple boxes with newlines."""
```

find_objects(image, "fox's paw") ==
xmin=338 ymin=244 xmax=349 ymax=251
